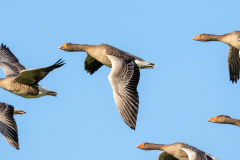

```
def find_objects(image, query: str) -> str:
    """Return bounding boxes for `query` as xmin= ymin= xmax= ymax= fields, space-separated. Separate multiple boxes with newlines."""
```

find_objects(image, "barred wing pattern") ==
xmin=0 ymin=43 xmax=26 ymax=77
xmin=228 ymin=45 xmax=240 ymax=83
xmin=14 ymin=59 xmax=65 ymax=85
xmin=0 ymin=102 xmax=19 ymax=149
xmin=107 ymin=55 xmax=140 ymax=130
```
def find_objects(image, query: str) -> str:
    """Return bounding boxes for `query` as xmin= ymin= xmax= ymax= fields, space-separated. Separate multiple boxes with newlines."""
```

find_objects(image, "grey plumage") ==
xmin=107 ymin=55 xmax=140 ymax=129
xmin=0 ymin=43 xmax=65 ymax=98
xmin=59 ymin=43 xmax=155 ymax=129
xmin=228 ymin=46 xmax=240 ymax=83
xmin=193 ymin=31 xmax=240 ymax=83
xmin=0 ymin=102 xmax=19 ymax=149
xmin=58 ymin=43 xmax=155 ymax=74
xmin=14 ymin=58 xmax=65 ymax=85
xmin=137 ymin=142 xmax=219 ymax=160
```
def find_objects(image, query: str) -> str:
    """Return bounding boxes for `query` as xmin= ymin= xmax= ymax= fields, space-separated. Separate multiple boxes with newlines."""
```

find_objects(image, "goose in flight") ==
xmin=137 ymin=142 xmax=219 ymax=160
xmin=192 ymin=31 xmax=240 ymax=83
xmin=208 ymin=115 xmax=240 ymax=127
xmin=59 ymin=43 xmax=156 ymax=129
xmin=0 ymin=43 xmax=65 ymax=98
xmin=0 ymin=102 xmax=25 ymax=149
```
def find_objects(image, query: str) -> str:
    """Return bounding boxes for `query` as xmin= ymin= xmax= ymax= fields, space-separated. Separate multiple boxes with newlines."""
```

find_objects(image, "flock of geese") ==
xmin=0 ymin=30 xmax=240 ymax=159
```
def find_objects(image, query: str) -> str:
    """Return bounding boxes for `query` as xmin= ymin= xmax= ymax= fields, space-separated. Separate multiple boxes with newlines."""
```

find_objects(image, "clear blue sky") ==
xmin=1 ymin=0 xmax=239 ymax=159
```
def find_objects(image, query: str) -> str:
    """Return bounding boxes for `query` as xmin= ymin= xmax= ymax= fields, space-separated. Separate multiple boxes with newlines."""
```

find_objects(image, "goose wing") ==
xmin=0 ymin=43 xmax=25 ymax=77
xmin=0 ymin=102 xmax=19 ymax=149
xmin=84 ymin=53 xmax=103 ymax=74
xmin=14 ymin=59 xmax=65 ymax=85
xmin=158 ymin=151 xmax=178 ymax=160
xmin=228 ymin=45 xmax=240 ymax=83
xmin=181 ymin=148 xmax=208 ymax=160
xmin=102 ymin=44 xmax=144 ymax=62
xmin=107 ymin=55 xmax=140 ymax=130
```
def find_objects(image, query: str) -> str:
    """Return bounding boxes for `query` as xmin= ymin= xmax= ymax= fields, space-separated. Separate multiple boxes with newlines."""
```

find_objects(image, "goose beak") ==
xmin=58 ymin=45 xmax=64 ymax=50
xmin=58 ymin=44 xmax=66 ymax=50
xmin=192 ymin=35 xmax=200 ymax=40
xmin=136 ymin=143 xmax=144 ymax=149
xmin=208 ymin=116 xmax=216 ymax=122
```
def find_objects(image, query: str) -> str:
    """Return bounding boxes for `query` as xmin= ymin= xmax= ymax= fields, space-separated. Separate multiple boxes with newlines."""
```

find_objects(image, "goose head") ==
xmin=136 ymin=142 xmax=153 ymax=150
xmin=208 ymin=115 xmax=231 ymax=124
xmin=58 ymin=43 xmax=75 ymax=51
xmin=192 ymin=33 xmax=209 ymax=41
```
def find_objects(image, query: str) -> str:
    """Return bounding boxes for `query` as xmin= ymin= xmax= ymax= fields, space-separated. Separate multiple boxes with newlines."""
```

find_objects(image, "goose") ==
xmin=0 ymin=43 xmax=65 ymax=98
xmin=136 ymin=142 xmax=219 ymax=160
xmin=192 ymin=31 xmax=240 ymax=83
xmin=59 ymin=43 xmax=156 ymax=129
xmin=0 ymin=102 xmax=25 ymax=149
xmin=208 ymin=115 xmax=240 ymax=127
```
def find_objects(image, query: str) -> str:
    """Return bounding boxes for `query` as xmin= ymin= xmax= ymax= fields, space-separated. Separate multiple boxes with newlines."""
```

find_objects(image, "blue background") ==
xmin=1 ymin=0 xmax=239 ymax=159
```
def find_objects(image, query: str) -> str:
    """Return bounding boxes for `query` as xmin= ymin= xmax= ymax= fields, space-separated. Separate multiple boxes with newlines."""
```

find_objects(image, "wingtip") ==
xmin=130 ymin=125 xmax=136 ymax=130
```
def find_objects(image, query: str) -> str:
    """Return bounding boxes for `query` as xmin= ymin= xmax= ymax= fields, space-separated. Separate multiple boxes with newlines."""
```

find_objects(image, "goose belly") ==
xmin=11 ymin=91 xmax=42 ymax=98
xmin=89 ymin=49 xmax=112 ymax=67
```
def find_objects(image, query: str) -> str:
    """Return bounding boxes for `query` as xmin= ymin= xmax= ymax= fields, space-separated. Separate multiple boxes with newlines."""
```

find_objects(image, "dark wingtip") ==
xmin=54 ymin=58 xmax=66 ymax=68
xmin=130 ymin=125 xmax=136 ymax=130
xmin=0 ymin=43 xmax=6 ymax=50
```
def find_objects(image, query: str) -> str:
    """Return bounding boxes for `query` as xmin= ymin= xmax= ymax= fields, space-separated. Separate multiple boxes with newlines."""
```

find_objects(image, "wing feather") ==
xmin=84 ymin=54 xmax=103 ymax=74
xmin=0 ymin=102 xmax=19 ymax=149
xmin=228 ymin=45 xmax=240 ymax=83
xmin=14 ymin=59 xmax=65 ymax=85
xmin=107 ymin=55 xmax=140 ymax=130
xmin=158 ymin=151 xmax=178 ymax=160
xmin=0 ymin=43 xmax=25 ymax=77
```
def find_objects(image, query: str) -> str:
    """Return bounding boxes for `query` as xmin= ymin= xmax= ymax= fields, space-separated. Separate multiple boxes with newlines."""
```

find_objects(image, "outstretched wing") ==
xmin=181 ymin=148 xmax=208 ymax=160
xmin=158 ymin=151 xmax=178 ymax=160
xmin=228 ymin=45 xmax=240 ymax=83
xmin=0 ymin=102 xmax=19 ymax=149
xmin=107 ymin=55 xmax=140 ymax=130
xmin=84 ymin=53 xmax=103 ymax=75
xmin=14 ymin=59 xmax=65 ymax=85
xmin=0 ymin=43 xmax=26 ymax=77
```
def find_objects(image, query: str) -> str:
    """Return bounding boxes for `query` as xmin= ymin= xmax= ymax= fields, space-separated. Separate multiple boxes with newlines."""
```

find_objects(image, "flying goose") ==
xmin=0 ymin=43 xmax=65 ymax=98
xmin=137 ymin=142 xmax=219 ymax=160
xmin=192 ymin=31 xmax=240 ymax=83
xmin=0 ymin=102 xmax=25 ymax=149
xmin=208 ymin=115 xmax=240 ymax=127
xmin=59 ymin=43 xmax=156 ymax=129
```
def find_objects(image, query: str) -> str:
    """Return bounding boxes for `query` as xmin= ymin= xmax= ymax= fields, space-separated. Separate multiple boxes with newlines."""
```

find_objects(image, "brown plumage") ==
xmin=192 ymin=31 xmax=240 ymax=83
xmin=58 ymin=43 xmax=155 ymax=74
xmin=208 ymin=115 xmax=240 ymax=127
xmin=59 ymin=43 xmax=156 ymax=130
xmin=0 ymin=43 xmax=65 ymax=98
xmin=137 ymin=142 xmax=219 ymax=160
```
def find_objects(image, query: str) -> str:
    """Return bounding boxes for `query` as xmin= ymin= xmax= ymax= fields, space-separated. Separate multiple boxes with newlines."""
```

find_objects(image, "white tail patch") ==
xmin=134 ymin=60 xmax=156 ymax=69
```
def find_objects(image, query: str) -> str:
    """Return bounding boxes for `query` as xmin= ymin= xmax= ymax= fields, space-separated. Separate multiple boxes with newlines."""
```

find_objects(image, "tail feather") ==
xmin=134 ymin=60 xmax=156 ymax=69
xmin=46 ymin=91 xmax=57 ymax=97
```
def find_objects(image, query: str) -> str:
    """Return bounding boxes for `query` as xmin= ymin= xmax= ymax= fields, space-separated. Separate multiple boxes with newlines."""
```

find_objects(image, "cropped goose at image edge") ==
xmin=0 ymin=43 xmax=65 ymax=98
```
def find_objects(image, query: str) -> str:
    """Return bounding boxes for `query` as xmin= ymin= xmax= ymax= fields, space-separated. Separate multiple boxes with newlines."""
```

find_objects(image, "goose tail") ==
xmin=134 ymin=60 xmax=156 ymax=69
